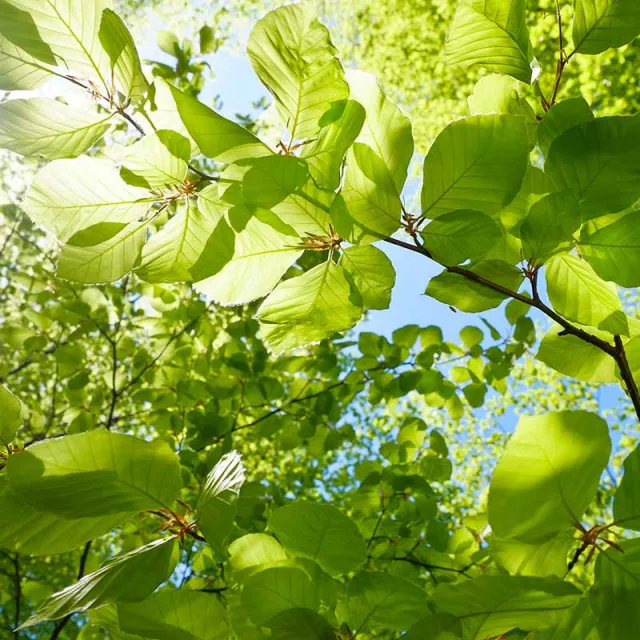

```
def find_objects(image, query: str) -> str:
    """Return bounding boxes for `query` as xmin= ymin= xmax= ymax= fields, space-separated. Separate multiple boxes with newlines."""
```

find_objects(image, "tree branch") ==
xmin=614 ymin=335 xmax=640 ymax=419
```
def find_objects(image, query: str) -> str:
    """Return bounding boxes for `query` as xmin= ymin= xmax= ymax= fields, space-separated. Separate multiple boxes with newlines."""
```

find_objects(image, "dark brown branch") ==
xmin=614 ymin=335 xmax=640 ymax=419
xmin=13 ymin=554 xmax=21 ymax=630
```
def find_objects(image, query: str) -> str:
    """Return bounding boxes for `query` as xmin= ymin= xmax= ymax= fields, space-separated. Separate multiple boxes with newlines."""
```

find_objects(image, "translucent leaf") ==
xmin=7 ymin=430 xmax=182 ymax=517
xmin=121 ymin=130 xmax=190 ymax=189
xmin=613 ymin=445 xmax=640 ymax=530
xmin=537 ymin=97 xmax=593 ymax=157
xmin=572 ymin=0 xmax=640 ymax=55
xmin=535 ymin=598 xmax=600 ymax=640
xmin=579 ymin=210 xmax=640 ymax=287
xmin=58 ymin=219 xmax=148 ymax=284
xmin=1 ymin=0 xmax=112 ymax=93
xmin=241 ymin=566 xmax=321 ymax=626
xmin=0 ymin=383 xmax=21 ymax=447
xmin=446 ymin=0 xmax=535 ymax=84
xmin=545 ymin=115 xmax=640 ymax=221
xmin=229 ymin=533 xmax=287 ymax=579
xmin=340 ymin=244 xmax=395 ymax=310
xmin=421 ymin=115 xmax=529 ymax=219
xmin=269 ymin=501 xmax=366 ymax=576
xmin=23 ymin=156 xmax=152 ymax=243
xmin=257 ymin=260 xmax=363 ymax=354
xmin=268 ymin=608 xmax=336 ymax=640
xmin=194 ymin=205 xmax=302 ymax=305
xmin=491 ymin=529 xmax=574 ymax=579
xmin=519 ymin=191 xmax=580 ymax=264
xmin=590 ymin=539 xmax=640 ymax=640
xmin=0 ymin=475 xmax=128 ymax=555
xmin=0 ymin=32 xmax=56 ymax=90
xmin=433 ymin=575 xmax=581 ymax=639
xmin=117 ymin=590 xmax=228 ymax=640
xmin=341 ymin=70 xmax=413 ymax=237
xmin=19 ymin=537 xmax=178 ymax=629
xmin=137 ymin=202 xmax=219 ymax=283
xmin=536 ymin=324 xmax=617 ymax=383
xmin=170 ymin=83 xmax=269 ymax=162
xmin=300 ymin=99 xmax=365 ymax=190
xmin=98 ymin=8 xmax=147 ymax=104
xmin=488 ymin=411 xmax=611 ymax=541
xmin=545 ymin=253 xmax=626 ymax=335
xmin=0 ymin=98 xmax=112 ymax=159
xmin=247 ymin=3 xmax=349 ymax=140
xmin=421 ymin=209 xmax=501 ymax=265
xmin=338 ymin=571 xmax=428 ymax=634
xmin=426 ymin=260 xmax=524 ymax=312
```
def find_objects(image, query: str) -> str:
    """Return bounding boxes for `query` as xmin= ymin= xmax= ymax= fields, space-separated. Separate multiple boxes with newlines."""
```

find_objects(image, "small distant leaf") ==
xmin=426 ymin=260 xmax=524 ymax=312
xmin=0 ymin=383 xmax=21 ymax=447
xmin=247 ymin=3 xmax=349 ymax=140
xmin=488 ymin=411 xmax=611 ymax=542
xmin=340 ymin=244 xmax=395 ymax=310
xmin=257 ymin=261 xmax=363 ymax=354
xmin=269 ymin=501 xmax=367 ymax=576
xmin=199 ymin=25 xmax=216 ymax=54
xmin=0 ymin=98 xmax=112 ymax=159
xmin=447 ymin=0 xmax=535 ymax=84
xmin=19 ymin=537 xmax=178 ymax=629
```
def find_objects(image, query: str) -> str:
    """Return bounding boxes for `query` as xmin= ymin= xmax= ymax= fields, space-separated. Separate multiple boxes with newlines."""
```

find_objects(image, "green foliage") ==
xmin=1 ymin=0 xmax=640 ymax=637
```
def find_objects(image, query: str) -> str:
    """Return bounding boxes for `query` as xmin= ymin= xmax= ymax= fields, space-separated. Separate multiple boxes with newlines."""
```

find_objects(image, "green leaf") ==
xmin=446 ymin=0 xmax=536 ymax=84
xmin=0 ymin=383 xmax=21 ymax=447
xmin=256 ymin=260 xmax=363 ymax=354
xmin=241 ymin=566 xmax=321 ymax=626
xmin=137 ymin=202 xmax=218 ymax=283
xmin=613 ymin=445 xmax=640 ymax=530
xmin=0 ymin=475 xmax=127 ymax=555
xmin=269 ymin=501 xmax=366 ymax=576
xmin=0 ymin=98 xmax=112 ymax=159
xmin=340 ymin=244 xmax=395 ymax=310
xmin=0 ymin=31 xmax=56 ymax=90
xmin=421 ymin=209 xmax=501 ymax=265
xmin=229 ymin=533 xmax=288 ymax=578
xmin=536 ymin=598 xmax=600 ymax=640
xmin=58 ymin=219 xmax=148 ymax=284
xmin=546 ymin=253 xmax=626 ymax=335
xmin=421 ymin=115 xmax=529 ymax=219
xmin=98 ymin=8 xmax=147 ymax=104
xmin=491 ymin=530 xmax=574 ymax=579
xmin=301 ymin=100 xmax=365 ymax=190
xmin=19 ymin=537 xmax=178 ymax=629
xmin=545 ymin=115 xmax=640 ymax=220
xmin=199 ymin=25 xmax=216 ymax=54
xmin=590 ymin=539 xmax=640 ymax=640
xmin=341 ymin=70 xmax=413 ymax=237
xmin=196 ymin=451 xmax=246 ymax=557
xmin=23 ymin=156 xmax=152 ymax=243
xmin=268 ymin=608 xmax=336 ymax=640
xmin=121 ymin=130 xmax=190 ymax=189
xmin=403 ymin=614 xmax=462 ymax=640
xmin=572 ymin=0 xmax=640 ymax=54
xmin=170 ymin=84 xmax=270 ymax=162
xmin=538 ymin=97 xmax=594 ymax=157
xmin=488 ymin=411 xmax=611 ymax=542
xmin=117 ymin=590 xmax=228 ymax=640
xmin=1 ymin=0 xmax=112 ymax=93
xmin=7 ymin=430 xmax=182 ymax=518
xmin=433 ymin=576 xmax=581 ymax=639
xmin=247 ymin=3 xmax=349 ymax=140
xmin=193 ymin=204 xmax=303 ymax=305
xmin=338 ymin=571 xmax=428 ymax=634
xmin=426 ymin=260 xmax=524 ymax=312
xmin=519 ymin=191 xmax=580 ymax=264
xmin=579 ymin=210 xmax=640 ymax=287
xmin=536 ymin=324 xmax=617 ymax=383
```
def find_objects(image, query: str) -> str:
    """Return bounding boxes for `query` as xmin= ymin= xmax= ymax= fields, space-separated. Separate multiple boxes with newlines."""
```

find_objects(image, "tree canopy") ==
xmin=1 ymin=0 xmax=640 ymax=639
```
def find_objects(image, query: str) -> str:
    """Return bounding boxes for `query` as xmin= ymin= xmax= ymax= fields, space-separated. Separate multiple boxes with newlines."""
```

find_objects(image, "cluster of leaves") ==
xmin=2 ymin=0 xmax=640 ymax=638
